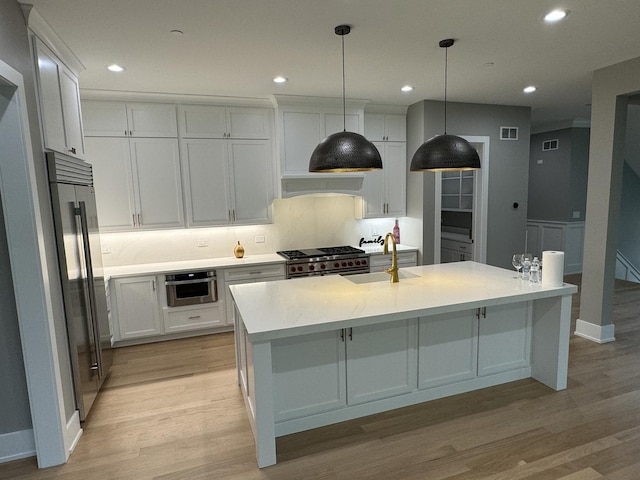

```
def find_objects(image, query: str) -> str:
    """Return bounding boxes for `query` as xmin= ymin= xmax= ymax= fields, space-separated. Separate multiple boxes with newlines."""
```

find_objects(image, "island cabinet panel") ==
xmin=272 ymin=330 xmax=346 ymax=422
xmin=477 ymin=302 xmax=531 ymax=376
xmin=418 ymin=310 xmax=478 ymax=389
xmin=347 ymin=319 xmax=418 ymax=405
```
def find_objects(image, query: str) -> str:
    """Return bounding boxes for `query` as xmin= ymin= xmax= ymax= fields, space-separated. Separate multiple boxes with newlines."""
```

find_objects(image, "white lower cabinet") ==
xmin=418 ymin=310 xmax=478 ymax=389
xmin=369 ymin=250 xmax=418 ymax=272
xmin=223 ymin=264 xmax=286 ymax=326
xmin=163 ymin=303 xmax=224 ymax=333
xmin=271 ymin=302 xmax=531 ymax=423
xmin=273 ymin=319 xmax=417 ymax=422
xmin=478 ymin=303 xmax=531 ymax=376
xmin=111 ymin=275 xmax=162 ymax=341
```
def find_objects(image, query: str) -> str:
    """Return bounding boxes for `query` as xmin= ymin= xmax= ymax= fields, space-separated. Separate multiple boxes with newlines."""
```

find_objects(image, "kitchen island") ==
xmin=229 ymin=261 xmax=577 ymax=467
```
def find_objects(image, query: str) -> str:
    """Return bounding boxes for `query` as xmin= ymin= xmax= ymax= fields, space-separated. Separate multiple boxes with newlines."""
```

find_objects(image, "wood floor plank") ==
xmin=1 ymin=276 xmax=639 ymax=479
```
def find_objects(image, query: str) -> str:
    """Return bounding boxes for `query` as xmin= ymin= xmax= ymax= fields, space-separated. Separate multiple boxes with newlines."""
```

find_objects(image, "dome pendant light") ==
xmin=410 ymin=39 xmax=480 ymax=172
xmin=309 ymin=25 xmax=382 ymax=173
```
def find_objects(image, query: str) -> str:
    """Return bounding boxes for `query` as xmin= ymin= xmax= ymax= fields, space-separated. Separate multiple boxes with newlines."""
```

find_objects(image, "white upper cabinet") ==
xmin=364 ymin=113 xmax=406 ymax=142
xmin=357 ymin=141 xmax=406 ymax=218
xmin=181 ymin=138 xmax=272 ymax=227
xmin=178 ymin=105 xmax=271 ymax=139
xmin=85 ymin=136 xmax=184 ymax=231
xmin=33 ymin=37 xmax=85 ymax=158
xmin=82 ymin=101 xmax=177 ymax=137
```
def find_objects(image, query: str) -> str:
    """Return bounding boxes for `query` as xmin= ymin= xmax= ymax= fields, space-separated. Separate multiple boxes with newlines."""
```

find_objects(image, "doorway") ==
xmin=434 ymin=136 xmax=490 ymax=264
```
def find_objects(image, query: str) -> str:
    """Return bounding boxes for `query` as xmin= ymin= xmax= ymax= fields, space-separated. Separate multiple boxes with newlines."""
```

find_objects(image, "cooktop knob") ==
xmin=320 ymin=264 xmax=326 ymax=269
xmin=309 ymin=265 xmax=315 ymax=271
xmin=334 ymin=262 xmax=340 ymax=268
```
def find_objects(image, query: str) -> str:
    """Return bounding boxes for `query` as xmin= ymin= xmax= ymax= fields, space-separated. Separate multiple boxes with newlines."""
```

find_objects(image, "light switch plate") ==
xmin=197 ymin=239 xmax=208 ymax=247
xmin=101 ymin=244 xmax=111 ymax=254
xmin=572 ymin=211 xmax=580 ymax=219
xmin=255 ymin=235 xmax=265 ymax=243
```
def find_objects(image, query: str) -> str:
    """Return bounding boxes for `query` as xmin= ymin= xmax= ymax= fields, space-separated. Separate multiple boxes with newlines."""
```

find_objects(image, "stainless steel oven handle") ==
xmin=165 ymin=278 xmax=216 ymax=286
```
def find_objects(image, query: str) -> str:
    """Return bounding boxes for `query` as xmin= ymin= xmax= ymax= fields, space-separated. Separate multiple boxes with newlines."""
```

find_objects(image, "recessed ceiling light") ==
xmin=401 ymin=85 xmax=413 ymax=92
xmin=107 ymin=64 xmax=125 ymax=73
xmin=544 ymin=9 xmax=569 ymax=22
xmin=273 ymin=76 xmax=288 ymax=84
xmin=523 ymin=85 xmax=537 ymax=93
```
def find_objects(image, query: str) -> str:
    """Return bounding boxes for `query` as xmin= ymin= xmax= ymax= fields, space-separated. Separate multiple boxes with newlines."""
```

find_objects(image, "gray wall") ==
xmin=408 ymin=100 xmax=531 ymax=269
xmin=0 ymin=0 xmax=75 ymax=437
xmin=528 ymin=127 xmax=590 ymax=222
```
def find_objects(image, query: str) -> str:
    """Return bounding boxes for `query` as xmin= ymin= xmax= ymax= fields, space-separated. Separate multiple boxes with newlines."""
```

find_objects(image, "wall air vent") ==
xmin=542 ymin=139 xmax=559 ymax=151
xmin=500 ymin=126 xmax=518 ymax=140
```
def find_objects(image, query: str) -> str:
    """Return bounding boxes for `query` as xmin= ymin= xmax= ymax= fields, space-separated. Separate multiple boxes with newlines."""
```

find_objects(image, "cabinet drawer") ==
xmin=163 ymin=304 xmax=224 ymax=333
xmin=369 ymin=251 xmax=417 ymax=268
xmin=441 ymin=239 xmax=473 ymax=253
xmin=223 ymin=263 xmax=286 ymax=282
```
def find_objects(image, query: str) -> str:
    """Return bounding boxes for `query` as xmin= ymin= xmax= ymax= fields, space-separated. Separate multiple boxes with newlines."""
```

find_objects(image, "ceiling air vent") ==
xmin=542 ymin=139 xmax=559 ymax=151
xmin=500 ymin=126 xmax=518 ymax=140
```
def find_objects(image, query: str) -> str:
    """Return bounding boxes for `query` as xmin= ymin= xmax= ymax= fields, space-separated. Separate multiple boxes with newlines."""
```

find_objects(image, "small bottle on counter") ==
xmin=530 ymin=256 xmax=540 ymax=283
xmin=393 ymin=219 xmax=400 ymax=245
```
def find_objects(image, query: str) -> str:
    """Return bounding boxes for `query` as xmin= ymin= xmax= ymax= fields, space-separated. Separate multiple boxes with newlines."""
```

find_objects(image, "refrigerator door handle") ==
xmin=76 ymin=202 xmax=102 ymax=377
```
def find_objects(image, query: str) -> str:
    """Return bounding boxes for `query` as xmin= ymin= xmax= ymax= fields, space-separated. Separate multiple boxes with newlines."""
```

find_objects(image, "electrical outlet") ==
xmin=572 ymin=211 xmax=581 ymax=219
xmin=255 ymin=235 xmax=265 ymax=243
xmin=101 ymin=244 xmax=111 ymax=254
xmin=197 ymin=239 xmax=208 ymax=247
xmin=371 ymin=228 xmax=379 ymax=236
xmin=537 ymin=159 xmax=543 ymax=165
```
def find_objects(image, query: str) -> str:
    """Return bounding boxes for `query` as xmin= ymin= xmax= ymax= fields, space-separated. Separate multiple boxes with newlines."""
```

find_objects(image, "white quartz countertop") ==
xmin=230 ymin=261 xmax=577 ymax=342
xmin=104 ymin=253 xmax=285 ymax=279
xmin=356 ymin=244 xmax=418 ymax=254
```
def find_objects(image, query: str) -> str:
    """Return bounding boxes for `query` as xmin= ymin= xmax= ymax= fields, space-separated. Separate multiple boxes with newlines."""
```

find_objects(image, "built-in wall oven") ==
xmin=165 ymin=270 xmax=217 ymax=307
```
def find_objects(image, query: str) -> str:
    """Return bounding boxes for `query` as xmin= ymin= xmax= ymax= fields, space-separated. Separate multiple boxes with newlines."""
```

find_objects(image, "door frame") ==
xmin=434 ymin=135 xmax=490 ymax=263
xmin=1 ymin=59 xmax=72 ymax=467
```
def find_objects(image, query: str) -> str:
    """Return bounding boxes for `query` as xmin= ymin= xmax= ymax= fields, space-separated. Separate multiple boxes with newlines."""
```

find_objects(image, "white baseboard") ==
xmin=575 ymin=319 xmax=616 ymax=343
xmin=64 ymin=410 xmax=83 ymax=455
xmin=0 ymin=429 xmax=35 ymax=464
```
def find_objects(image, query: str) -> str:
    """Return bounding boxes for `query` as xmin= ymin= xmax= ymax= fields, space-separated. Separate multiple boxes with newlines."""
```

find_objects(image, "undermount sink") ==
xmin=344 ymin=270 xmax=420 ymax=284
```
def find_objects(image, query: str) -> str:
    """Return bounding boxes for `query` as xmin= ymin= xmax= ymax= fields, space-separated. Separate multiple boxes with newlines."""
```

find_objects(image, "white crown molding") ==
xmin=80 ymin=89 xmax=274 ymax=108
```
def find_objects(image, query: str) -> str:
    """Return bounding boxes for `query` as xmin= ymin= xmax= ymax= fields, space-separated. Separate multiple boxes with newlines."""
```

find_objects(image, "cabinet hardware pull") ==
xmin=232 ymin=210 xmax=236 ymax=222
xmin=482 ymin=307 xmax=487 ymax=318
xmin=188 ymin=315 xmax=201 ymax=320
xmin=137 ymin=213 xmax=142 ymax=226
xmin=476 ymin=308 xmax=480 ymax=319
xmin=340 ymin=329 xmax=345 ymax=342
xmin=349 ymin=327 xmax=353 ymax=341
xmin=152 ymin=280 xmax=156 ymax=291
xmin=125 ymin=130 xmax=128 ymax=136
xmin=129 ymin=130 xmax=133 ymax=136
xmin=249 ymin=271 xmax=262 ymax=275
xmin=132 ymin=214 xmax=136 ymax=227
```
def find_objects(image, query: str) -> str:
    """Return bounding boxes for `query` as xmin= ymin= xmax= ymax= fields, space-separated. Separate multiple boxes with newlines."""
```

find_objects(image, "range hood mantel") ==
xmin=280 ymin=174 xmax=364 ymax=198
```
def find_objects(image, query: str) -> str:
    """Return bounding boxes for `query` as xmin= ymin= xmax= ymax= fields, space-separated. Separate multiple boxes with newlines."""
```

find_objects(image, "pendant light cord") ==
xmin=444 ymin=44 xmax=448 ymax=135
xmin=342 ymin=32 xmax=346 ymax=132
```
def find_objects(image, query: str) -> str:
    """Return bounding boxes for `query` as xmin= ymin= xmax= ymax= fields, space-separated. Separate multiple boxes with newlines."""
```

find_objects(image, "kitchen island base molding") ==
xmin=230 ymin=262 xmax=576 ymax=468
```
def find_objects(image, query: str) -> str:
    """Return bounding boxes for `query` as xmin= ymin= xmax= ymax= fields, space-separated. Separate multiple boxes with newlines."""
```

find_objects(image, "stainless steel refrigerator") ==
xmin=47 ymin=151 xmax=112 ymax=421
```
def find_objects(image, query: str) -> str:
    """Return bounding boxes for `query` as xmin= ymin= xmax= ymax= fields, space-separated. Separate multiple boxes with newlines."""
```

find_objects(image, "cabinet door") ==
xmin=127 ymin=103 xmax=177 ymax=137
xmin=85 ymin=137 xmax=136 ymax=230
xmin=418 ymin=311 xmax=478 ymax=389
xmin=324 ymin=113 xmax=359 ymax=135
xmin=181 ymin=139 xmax=231 ymax=226
xmin=478 ymin=303 xmax=530 ymax=376
xmin=272 ymin=330 xmax=346 ymax=421
xmin=360 ymin=141 xmax=385 ymax=217
xmin=384 ymin=115 xmax=406 ymax=141
xmin=229 ymin=140 xmax=272 ymax=224
xmin=178 ymin=105 xmax=227 ymax=138
xmin=364 ymin=113 xmax=386 ymax=141
xmin=113 ymin=276 xmax=162 ymax=340
xmin=58 ymin=66 xmax=85 ymax=157
xmin=82 ymin=101 xmax=128 ymax=137
xmin=383 ymin=142 xmax=407 ymax=217
xmin=347 ymin=319 xmax=417 ymax=405
xmin=130 ymin=138 xmax=184 ymax=229
xmin=34 ymin=38 xmax=66 ymax=154
xmin=227 ymin=107 xmax=270 ymax=139
xmin=281 ymin=111 xmax=322 ymax=174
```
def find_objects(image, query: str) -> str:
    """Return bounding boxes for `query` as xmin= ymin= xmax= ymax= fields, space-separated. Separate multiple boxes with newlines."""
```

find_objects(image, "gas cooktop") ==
xmin=277 ymin=246 xmax=365 ymax=260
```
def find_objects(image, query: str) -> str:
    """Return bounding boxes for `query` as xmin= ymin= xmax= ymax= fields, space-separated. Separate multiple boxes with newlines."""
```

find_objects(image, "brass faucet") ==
xmin=383 ymin=233 xmax=399 ymax=283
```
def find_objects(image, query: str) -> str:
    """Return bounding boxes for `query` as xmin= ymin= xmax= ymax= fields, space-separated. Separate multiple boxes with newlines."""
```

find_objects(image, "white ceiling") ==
xmin=22 ymin=0 xmax=640 ymax=128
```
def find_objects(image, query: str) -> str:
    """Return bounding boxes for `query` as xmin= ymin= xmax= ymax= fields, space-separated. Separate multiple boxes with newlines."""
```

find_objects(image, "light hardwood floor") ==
xmin=3 ymin=275 xmax=640 ymax=479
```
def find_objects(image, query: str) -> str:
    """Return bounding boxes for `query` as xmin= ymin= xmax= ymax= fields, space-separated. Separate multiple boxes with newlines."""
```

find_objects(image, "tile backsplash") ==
xmin=99 ymin=196 xmax=401 ymax=267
